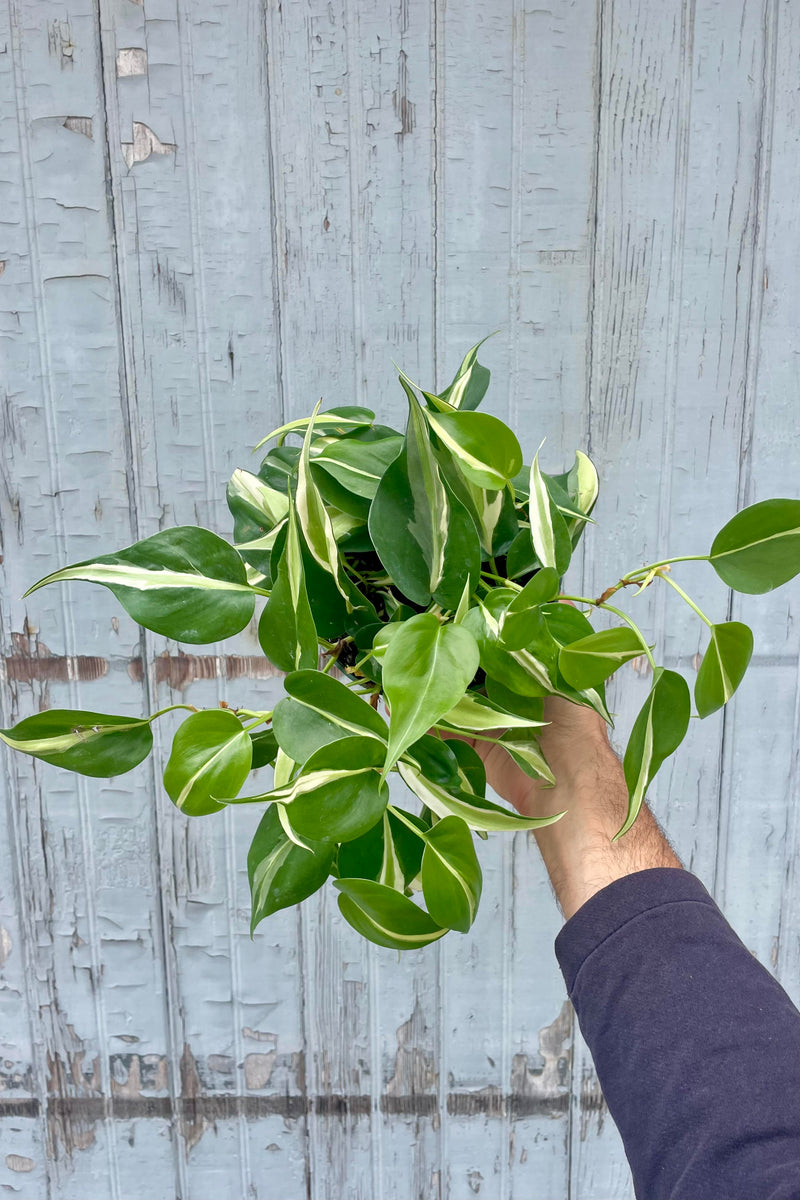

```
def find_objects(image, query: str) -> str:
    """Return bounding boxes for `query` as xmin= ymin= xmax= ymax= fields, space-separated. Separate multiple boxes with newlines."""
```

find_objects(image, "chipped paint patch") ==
xmin=121 ymin=123 xmax=177 ymax=169
xmin=0 ymin=926 xmax=11 ymax=966
xmin=5 ymin=1154 xmax=34 ymax=1173
xmin=384 ymin=996 xmax=436 ymax=1104
xmin=510 ymin=1000 xmax=572 ymax=1108
xmin=6 ymin=632 xmax=107 ymax=684
xmin=244 ymin=1052 xmax=277 ymax=1091
xmin=117 ymin=48 xmax=148 ymax=77
xmin=128 ymin=651 xmax=281 ymax=691
xmin=63 ymin=117 xmax=93 ymax=139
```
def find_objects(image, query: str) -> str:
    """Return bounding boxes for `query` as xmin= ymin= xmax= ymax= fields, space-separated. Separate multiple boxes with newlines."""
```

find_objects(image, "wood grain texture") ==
xmin=2 ymin=0 xmax=799 ymax=1196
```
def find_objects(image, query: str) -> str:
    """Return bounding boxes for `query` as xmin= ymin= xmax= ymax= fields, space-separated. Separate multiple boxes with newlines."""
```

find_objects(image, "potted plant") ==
xmin=3 ymin=338 xmax=799 ymax=949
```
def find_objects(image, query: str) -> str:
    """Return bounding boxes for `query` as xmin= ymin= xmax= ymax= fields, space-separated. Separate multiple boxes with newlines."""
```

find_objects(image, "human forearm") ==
xmin=517 ymin=715 xmax=683 ymax=920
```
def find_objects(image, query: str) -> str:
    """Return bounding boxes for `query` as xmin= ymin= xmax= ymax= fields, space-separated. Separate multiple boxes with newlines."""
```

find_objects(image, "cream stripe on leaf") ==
xmin=163 ymin=710 xmax=253 ymax=817
xmin=616 ymin=667 xmax=690 ymax=841
xmin=709 ymin=499 xmax=800 ymax=593
xmin=333 ymin=878 xmax=448 ymax=950
xmin=296 ymin=401 xmax=351 ymax=605
xmin=0 ymin=709 xmax=153 ymax=778
xmin=24 ymin=527 xmax=255 ymax=644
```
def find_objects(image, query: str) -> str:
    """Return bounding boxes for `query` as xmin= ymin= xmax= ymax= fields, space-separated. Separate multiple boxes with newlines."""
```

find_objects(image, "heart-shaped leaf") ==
xmin=24 ymin=527 xmax=255 ymax=644
xmin=709 ymin=499 xmax=800 ymax=593
xmin=312 ymin=435 xmax=403 ymax=500
xmin=334 ymin=878 xmax=448 ymax=950
xmin=423 ymin=410 xmax=522 ymax=490
xmin=382 ymin=614 xmax=480 ymax=775
xmin=559 ymin=627 xmax=653 ymax=690
xmin=616 ymin=667 xmax=691 ymax=840
xmin=227 ymin=468 xmax=289 ymax=540
xmin=436 ymin=691 xmax=546 ymax=733
xmin=248 ymin=805 xmax=335 ymax=933
xmin=695 ymin=621 xmax=754 ymax=718
xmin=255 ymin=406 xmax=375 ymax=451
xmin=272 ymin=670 xmax=388 ymax=763
xmin=499 ymin=568 xmax=560 ymax=650
xmin=258 ymin=498 xmax=318 ymax=672
xmin=0 ymin=710 xmax=153 ymax=778
xmin=164 ymin=710 xmax=253 ymax=816
xmin=283 ymin=737 xmax=387 ymax=843
xmin=421 ymin=815 xmax=482 ymax=932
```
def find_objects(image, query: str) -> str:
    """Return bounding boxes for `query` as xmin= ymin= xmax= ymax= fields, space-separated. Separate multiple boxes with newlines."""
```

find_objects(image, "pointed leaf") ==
xmin=24 ymin=528 xmax=255 ymax=644
xmin=437 ymin=335 xmax=496 ymax=411
xmin=248 ymin=805 xmax=335 ymax=932
xmin=498 ymin=731 xmax=556 ymax=785
xmin=0 ymin=709 xmax=153 ymax=778
xmin=709 ymin=499 xmax=800 ymax=593
xmin=436 ymin=691 xmax=546 ymax=732
xmin=255 ymin=407 xmax=375 ymax=451
xmin=258 ymin=498 xmax=318 ymax=672
xmin=296 ymin=402 xmax=350 ymax=603
xmin=616 ymin=667 xmax=690 ymax=840
xmin=335 ymin=878 xmax=448 ymax=950
xmin=226 ymin=468 xmax=289 ymax=540
xmin=382 ymin=614 xmax=480 ymax=775
xmin=421 ymin=816 xmax=482 ymax=932
xmin=528 ymin=447 xmax=572 ymax=575
xmin=695 ymin=621 xmax=754 ymax=718
xmin=559 ymin=627 xmax=653 ymax=690
xmin=163 ymin=710 xmax=253 ymax=816
xmin=398 ymin=761 xmax=565 ymax=832
xmin=285 ymin=737 xmax=387 ymax=843
xmin=312 ymin=435 xmax=403 ymax=500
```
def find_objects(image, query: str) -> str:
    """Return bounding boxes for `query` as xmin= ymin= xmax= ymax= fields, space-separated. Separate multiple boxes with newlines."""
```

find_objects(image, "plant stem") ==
xmin=596 ymin=602 xmax=658 ymax=671
xmin=241 ymin=716 xmax=269 ymax=733
xmin=235 ymin=708 xmax=273 ymax=722
xmin=659 ymin=573 xmax=714 ymax=628
xmin=147 ymin=703 xmax=198 ymax=722
xmin=321 ymin=654 xmax=339 ymax=675
xmin=249 ymin=585 xmax=271 ymax=598
xmin=621 ymin=554 xmax=710 ymax=581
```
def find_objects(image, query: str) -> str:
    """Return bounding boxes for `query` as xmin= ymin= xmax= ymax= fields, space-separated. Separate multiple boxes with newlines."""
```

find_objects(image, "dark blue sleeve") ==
xmin=554 ymin=866 xmax=800 ymax=1199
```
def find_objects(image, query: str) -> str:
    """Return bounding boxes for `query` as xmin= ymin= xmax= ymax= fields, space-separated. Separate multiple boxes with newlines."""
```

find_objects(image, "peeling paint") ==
xmin=5 ymin=1154 xmax=34 ymax=1173
xmin=121 ymin=123 xmax=177 ymax=169
xmin=393 ymin=49 xmax=415 ymax=141
xmin=509 ymin=1000 xmax=572 ymax=1107
xmin=116 ymin=48 xmax=148 ymax=77
xmin=244 ymin=1052 xmax=277 ymax=1091
xmin=0 ymin=926 xmax=11 ymax=967
xmin=384 ymin=996 xmax=436 ymax=1104
xmin=62 ymin=116 xmax=93 ymax=139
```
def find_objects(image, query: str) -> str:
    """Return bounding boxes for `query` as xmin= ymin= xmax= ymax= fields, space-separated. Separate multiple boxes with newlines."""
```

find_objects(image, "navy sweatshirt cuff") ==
xmin=554 ymin=866 xmax=714 ymax=995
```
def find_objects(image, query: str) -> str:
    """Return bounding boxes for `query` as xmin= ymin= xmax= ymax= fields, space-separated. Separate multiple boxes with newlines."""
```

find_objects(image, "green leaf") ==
xmin=284 ymin=737 xmax=387 ymax=843
xmin=528 ymin=446 xmax=572 ymax=575
xmin=616 ymin=667 xmax=691 ymax=840
xmin=0 ymin=709 xmax=153 ymax=778
xmin=296 ymin=403 xmax=350 ymax=603
xmin=423 ymin=410 xmax=522 ymax=490
xmin=334 ymin=878 xmax=448 ymax=950
xmin=255 ymin=406 xmax=375 ymax=451
xmin=709 ymin=499 xmax=800 ymax=593
xmin=505 ymin=528 xmax=539 ymax=579
xmin=382 ymin=614 xmax=480 ymax=775
xmin=272 ymin=670 xmax=388 ymax=762
xmin=483 ymin=679 xmax=545 ymax=722
xmin=163 ymin=710 xmax=253 ymax=816
xmin=498 ymin=731 xmax=555 ymax=785
xmin=402 ymin=733 xmax=461 ymax=787
xmin=312 ymin=435 xmax=403 ymax=500
xmin=437 ymin=335 xmax=496 ymax=411
xmin=337 ymin=809 xmax=426 ymax=890
xmin=258 ymin=445 xmax=300 ymax=494
xmin=227 ymin=468 xmax=289 ymax=541
xmin=249 ymin=728 xmax=279 ymax=769
xmin=421 ymin=816 xmax=482 ymax=932
xmin=24 ymin=528 xmax=255 ymax=644
xmin=248 ymin=805 xmax=335 ymax=933
xmin=258 ymin=497 xmax=318 ymax=672
xmin=398 ymin=761 xmax=565 ymax=832
xmin=448 ymin=738 xmax=487 ymax=795
xmin=368 ymin=427 xmax=481 ymax=609
xmin=559 ymin=627 xmax=653 ymax=690
xmin=499 ymin=568 xmax=560 ymax=650
xmin=565 ymin=450 xmax=599 ymax=544
xmin=694 ymin=621 xmax=754 ymax=718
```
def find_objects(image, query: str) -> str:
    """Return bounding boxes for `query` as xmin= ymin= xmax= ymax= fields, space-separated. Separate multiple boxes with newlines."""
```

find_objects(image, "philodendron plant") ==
xmin=3 ymin=338 xmax=800 ymax=950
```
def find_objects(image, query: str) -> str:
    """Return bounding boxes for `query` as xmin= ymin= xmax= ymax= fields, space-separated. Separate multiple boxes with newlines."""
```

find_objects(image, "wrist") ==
xmin=521 ymin=743 xmax=683 ymax=921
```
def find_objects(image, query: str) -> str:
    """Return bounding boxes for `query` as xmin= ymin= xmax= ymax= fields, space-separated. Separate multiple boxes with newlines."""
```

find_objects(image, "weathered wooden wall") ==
xmin=1 ymin=0 xmax=798 ymax=1196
